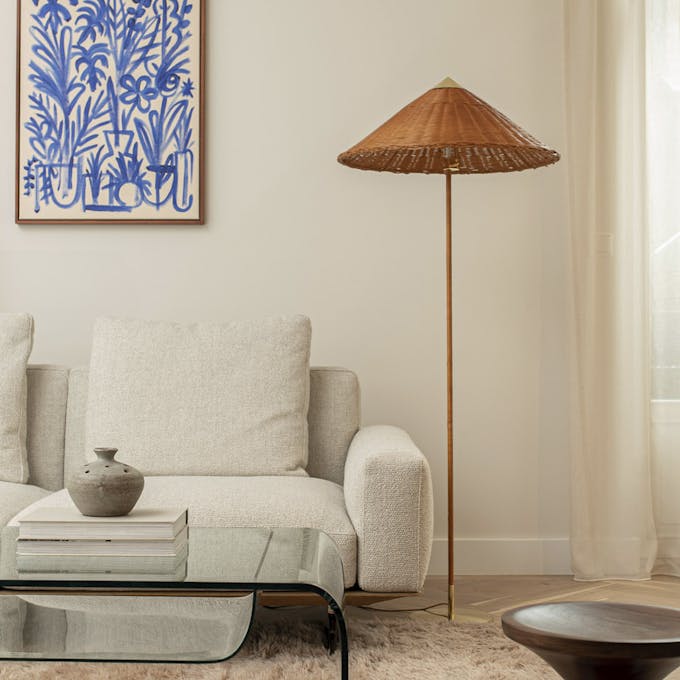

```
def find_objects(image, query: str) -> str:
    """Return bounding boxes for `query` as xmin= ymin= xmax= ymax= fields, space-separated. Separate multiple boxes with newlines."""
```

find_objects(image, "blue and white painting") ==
xmin=17 ymin=0 xmax=203 ymax=222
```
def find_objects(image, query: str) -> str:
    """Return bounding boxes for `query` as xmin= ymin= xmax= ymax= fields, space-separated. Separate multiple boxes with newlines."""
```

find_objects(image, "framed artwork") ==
xmin=15 ymin=0 xmax=204 ymax=224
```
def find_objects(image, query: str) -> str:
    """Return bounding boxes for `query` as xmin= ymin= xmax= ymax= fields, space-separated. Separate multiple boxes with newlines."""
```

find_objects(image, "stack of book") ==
xmin=16 ymin=507 xmax=188 ymax=580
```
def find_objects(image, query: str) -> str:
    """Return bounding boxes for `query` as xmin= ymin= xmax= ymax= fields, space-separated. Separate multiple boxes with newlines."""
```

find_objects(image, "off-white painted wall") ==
xmin=0 ymin=0 xmax=570 ymax=574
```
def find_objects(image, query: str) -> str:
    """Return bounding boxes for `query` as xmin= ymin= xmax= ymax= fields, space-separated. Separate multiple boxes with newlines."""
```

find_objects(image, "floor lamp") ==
xmin=337 ymin=77 xmax=559 ymax=621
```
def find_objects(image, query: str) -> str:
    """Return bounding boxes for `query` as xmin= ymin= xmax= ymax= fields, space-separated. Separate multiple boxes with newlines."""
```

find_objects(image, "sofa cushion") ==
xmin=85 ymin=316 xmax=312 ymax=477
xmin=307 ymin=368 xmax=360 ymax=485
xmin=65 ymin=365 xmax=362 ymax=486
xmin=0 ymin=483 xmax=52 ymax=585
xmin=12 ymin=477 xmax=357 ymax=587
xmin=0 ymin=481 xmax=50 ymax=529
xmin=26 ymin=366 xmax=69 ymax=491
xmin=0 ymin=314 xmax=34 ymax=483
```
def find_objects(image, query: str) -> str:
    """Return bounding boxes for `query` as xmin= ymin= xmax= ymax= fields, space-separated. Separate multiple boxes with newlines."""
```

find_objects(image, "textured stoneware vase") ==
xmin=67 ymin=448 xmax=144 ymax=516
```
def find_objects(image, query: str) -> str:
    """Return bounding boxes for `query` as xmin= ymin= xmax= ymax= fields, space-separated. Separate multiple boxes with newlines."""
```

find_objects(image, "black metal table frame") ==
xmin=0 ymin=579 xmax=349 ymax=679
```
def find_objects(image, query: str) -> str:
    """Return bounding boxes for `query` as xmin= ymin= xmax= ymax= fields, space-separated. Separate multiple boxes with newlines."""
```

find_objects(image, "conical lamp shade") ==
xmin=337 ymin=78 xmax=560 ymax=174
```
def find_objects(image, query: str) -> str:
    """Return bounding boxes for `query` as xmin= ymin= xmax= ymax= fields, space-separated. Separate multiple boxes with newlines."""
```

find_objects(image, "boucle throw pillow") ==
xmin=85 ymin=316 xmax=311 ymax=476
xmin=0 ymin=313 xmax=34 ymax=483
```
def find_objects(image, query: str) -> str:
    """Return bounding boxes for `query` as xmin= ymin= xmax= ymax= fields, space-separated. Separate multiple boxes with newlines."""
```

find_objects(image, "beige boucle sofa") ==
xmin=2 ymin=365 xmax=433 ymax=594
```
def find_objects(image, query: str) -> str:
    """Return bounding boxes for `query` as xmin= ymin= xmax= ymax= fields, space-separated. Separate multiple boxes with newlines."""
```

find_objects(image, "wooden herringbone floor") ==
xmin=363 ymin=575 xmax=680 ymax=620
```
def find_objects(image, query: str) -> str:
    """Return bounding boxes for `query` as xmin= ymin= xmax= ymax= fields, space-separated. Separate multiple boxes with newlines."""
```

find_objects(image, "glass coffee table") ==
xmin=0 ymin=526 xmax=348 ymax=679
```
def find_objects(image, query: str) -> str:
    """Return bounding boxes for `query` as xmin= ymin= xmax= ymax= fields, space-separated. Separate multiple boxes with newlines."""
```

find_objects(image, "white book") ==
xmin=18 ymin=507 xmax=187 ymax=541
xmin=16 ymin=527 xmax=188 ymax=557
xmin=16 ymin=543 xmax=188 ymax=574
xmin=16 ymin=561 xmax=188 ymax=582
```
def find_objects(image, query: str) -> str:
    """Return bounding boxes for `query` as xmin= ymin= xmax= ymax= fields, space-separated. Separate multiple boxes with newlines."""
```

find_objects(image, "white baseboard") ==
xmin=428 ymin=537 xmax=572 ymax=575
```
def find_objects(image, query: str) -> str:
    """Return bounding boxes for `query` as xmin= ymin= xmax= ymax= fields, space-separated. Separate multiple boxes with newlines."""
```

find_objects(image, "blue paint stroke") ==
xmin=24 ymin=0 xmax=197 ymax=216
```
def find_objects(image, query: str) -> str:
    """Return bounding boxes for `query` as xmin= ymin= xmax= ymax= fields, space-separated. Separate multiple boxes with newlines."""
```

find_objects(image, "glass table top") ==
xmin=0 ymin=526 xmax=345 ymax=607
xmin=0 ymin=526 xmax=346 ymax=663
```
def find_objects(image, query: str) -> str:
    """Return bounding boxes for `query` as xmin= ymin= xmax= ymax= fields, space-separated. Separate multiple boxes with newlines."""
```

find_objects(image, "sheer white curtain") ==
xmin=566 ymin=0 xmax=680 ymax=580
xmin=648 ymin=0 xmax=680 ymax=577
xmin=565 ymin=0 xmax=657 ymax=580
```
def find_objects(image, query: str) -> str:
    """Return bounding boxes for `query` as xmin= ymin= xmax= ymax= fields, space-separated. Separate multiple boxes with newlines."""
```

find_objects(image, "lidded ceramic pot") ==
xmin=67 ymin=448 xmax=144 ymax=517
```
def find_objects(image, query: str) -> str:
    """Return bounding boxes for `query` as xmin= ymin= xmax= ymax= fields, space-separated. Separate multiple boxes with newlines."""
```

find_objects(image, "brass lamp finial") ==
xmin=435 ymin=76 xmax=462 ymax=89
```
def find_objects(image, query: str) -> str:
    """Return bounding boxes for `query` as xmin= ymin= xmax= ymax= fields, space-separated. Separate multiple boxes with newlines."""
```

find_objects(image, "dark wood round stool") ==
xmin=501 ymin=602 xmax=680 ymax=680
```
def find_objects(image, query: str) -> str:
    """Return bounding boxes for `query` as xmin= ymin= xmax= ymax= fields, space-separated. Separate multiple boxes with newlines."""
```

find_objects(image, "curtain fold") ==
xmin=565 ymin=0 xmax=658 ymax=580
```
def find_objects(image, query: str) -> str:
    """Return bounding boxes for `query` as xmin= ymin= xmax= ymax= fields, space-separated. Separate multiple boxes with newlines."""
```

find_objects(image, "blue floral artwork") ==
xmin=16 ymin=0 xmax=203 ymax=223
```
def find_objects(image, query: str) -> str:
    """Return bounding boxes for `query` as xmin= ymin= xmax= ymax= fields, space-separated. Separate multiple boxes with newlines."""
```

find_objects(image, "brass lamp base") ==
xmin=442 ymin=585 xmax=492 ymax=623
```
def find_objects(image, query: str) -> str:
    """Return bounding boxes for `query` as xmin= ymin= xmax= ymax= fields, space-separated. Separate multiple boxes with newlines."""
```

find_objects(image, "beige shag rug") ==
xmin=0 ymin=606 xmax=557 ymax=680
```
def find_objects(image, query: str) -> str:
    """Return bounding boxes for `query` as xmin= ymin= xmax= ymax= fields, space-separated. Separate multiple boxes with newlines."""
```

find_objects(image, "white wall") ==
xmin=0 ymin=0 xmax=570 ymax=574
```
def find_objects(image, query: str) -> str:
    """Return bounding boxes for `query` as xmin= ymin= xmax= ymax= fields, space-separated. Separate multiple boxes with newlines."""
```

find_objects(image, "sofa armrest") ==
xmin=343 ymin=425 xmax=433 ymax=592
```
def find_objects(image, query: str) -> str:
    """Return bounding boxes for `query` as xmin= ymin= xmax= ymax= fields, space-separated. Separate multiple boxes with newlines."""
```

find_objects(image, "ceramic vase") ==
xmin=67 ymin=448 xmax=144 ymax=517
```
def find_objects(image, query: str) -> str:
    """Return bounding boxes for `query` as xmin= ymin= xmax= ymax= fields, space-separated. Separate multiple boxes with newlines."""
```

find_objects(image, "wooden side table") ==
xmin=502 ymin=602 xmax=680 ymax=680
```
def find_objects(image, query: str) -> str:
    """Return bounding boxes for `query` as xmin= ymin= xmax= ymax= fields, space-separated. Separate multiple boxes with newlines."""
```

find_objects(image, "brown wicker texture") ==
xmin=337 ymin=81 xmax=560 ymax=175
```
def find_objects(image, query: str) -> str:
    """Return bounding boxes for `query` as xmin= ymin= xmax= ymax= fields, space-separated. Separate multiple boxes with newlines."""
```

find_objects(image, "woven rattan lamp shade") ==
xmin=337 ymin=78 xmax=560 ymax=174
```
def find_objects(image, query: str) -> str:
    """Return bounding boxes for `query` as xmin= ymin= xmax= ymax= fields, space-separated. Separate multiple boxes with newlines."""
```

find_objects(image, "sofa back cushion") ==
xmin=84 ymin=316 xmax=311 ymax=477
xmin=0 ymin=314 xmax=34 ymax=483
xmin=306 ymin=368 xmax=360 ymax=485
xmin=26 ymin=366 xmax=69 ymax=491
xmin=61 ymin=365 xmax=360 ymax=486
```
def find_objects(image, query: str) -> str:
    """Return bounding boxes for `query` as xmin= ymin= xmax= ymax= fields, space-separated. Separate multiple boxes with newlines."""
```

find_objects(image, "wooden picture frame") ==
xmin=15 ymin=0 xmax=205 ymax=224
